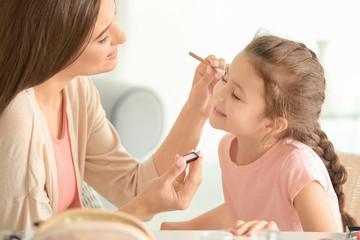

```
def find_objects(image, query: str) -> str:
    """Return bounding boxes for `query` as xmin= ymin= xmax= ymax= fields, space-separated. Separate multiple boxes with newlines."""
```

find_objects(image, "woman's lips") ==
xmin=213 ymin=106 xmax=226 ymax=117
xmin=106 ymin=48 xmax=118 ymax=60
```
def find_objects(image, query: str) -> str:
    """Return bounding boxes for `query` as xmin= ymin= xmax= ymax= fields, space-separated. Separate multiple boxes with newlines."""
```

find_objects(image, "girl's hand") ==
xmin=228 ymin=220 xmax=279 ymax=237
xmin=136 ymin=152 xmax=203 ymax=220
xmin=186 ymin=55 xmax=226 ymax=117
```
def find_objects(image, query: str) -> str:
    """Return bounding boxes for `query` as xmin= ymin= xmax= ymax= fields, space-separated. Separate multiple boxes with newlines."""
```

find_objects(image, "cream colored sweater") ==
xmin=0 ymin=76 xmax=159 ymax=230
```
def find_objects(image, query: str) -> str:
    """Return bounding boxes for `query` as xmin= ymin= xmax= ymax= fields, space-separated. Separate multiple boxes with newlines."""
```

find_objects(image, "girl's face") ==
xmin=65 ymin=0 xmax=126 ymax=76
xmin=209 ymin=51 xmax=271 ymax=141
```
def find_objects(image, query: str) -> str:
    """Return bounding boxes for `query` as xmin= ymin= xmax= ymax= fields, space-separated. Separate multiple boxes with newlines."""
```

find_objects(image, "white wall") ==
xmin=93 ymin=0 xmax=360 ymax=229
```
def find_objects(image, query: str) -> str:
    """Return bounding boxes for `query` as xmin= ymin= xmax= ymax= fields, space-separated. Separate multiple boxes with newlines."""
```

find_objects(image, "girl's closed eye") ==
xmin=99 ymin=34 xmax=109 ymax=43
xmin=232 ymin=92 xmax=241 ymax=100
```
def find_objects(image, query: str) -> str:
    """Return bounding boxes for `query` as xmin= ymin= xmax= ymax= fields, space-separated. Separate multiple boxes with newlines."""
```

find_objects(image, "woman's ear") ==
xmin=265 ymin=117 xmax=288 ymax=135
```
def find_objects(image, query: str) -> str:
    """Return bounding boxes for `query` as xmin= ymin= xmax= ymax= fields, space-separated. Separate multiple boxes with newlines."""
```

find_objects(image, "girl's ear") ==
xmin=265 ymin=117 xmax=288 ymax=135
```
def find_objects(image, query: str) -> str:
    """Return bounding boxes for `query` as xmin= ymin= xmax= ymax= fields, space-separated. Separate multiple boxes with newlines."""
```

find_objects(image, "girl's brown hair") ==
xmin=245 ymin=34 xmax=357 ymax=230
xmin=0 ymin=0 xmax=101 ymax=115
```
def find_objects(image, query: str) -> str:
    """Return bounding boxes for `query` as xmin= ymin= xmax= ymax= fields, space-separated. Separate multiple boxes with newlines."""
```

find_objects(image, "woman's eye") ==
xmin=99 ymin=35 xmax=109 ymax=43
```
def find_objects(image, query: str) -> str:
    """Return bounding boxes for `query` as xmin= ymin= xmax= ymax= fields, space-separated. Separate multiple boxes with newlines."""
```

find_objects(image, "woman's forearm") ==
xmin=152 ymin=55 xmax=225 ymax=175
xmin=118 ymin=193 xmax=154 ymax=221
xmin=153 ymin=101 xmax=208 ymax=175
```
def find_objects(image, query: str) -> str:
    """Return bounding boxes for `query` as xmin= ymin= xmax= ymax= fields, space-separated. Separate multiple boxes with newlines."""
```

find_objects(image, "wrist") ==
xmin=119 ymin=193 xmax=154 ymax=222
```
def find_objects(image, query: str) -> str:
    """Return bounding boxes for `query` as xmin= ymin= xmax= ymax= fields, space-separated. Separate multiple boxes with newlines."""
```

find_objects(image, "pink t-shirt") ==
xmin=219 ymin=133 xmax=342 ymax=231
xmin=51 ymin=94 xmax=80 ymax=213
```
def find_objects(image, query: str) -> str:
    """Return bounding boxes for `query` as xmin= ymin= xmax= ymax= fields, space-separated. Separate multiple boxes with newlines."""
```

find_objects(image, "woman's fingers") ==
xmin=184 ymin=150 xmax=202 ymax=184
xmin=183 ymin=153 xmax=203 ymax=188
xmin=218 ymin=58 xmax=226 ymax=70
xmin=162 ymin=155 xmax=187 ymax=183
xmin=158 ymin=152 xmax=202 ymax=210
xmin=195 ymin=64 xmax=222 ymax=91
xmin=194 ymin=55 xmax=226 ymax=80
xmin=204 ymin=55 xmax=226 ymax=69
xmin=177 ymin=155 xmax=203 ymax=209
xmin=202 ymin=55 xmax=226 ymax=86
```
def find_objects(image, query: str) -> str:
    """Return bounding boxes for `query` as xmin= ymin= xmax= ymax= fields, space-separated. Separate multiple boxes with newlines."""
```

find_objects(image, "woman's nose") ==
xmin=110 ymin=23 xmax=127 ymax=45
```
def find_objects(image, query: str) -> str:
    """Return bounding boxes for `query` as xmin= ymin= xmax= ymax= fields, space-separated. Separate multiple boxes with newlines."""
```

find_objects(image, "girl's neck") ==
xmin=231 ymin=136 xmax=279 ymax=166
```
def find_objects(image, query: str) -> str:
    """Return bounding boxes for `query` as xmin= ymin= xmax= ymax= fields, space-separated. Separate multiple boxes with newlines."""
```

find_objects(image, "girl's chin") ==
xmin=208 ymin=117 xmax=223 ymax=130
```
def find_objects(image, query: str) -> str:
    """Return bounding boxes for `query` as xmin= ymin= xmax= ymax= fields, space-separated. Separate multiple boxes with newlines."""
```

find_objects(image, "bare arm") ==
xmin=161 ymin=203 xmax=280 ymax=237
xmin=161 ymin=203 xmax=233 ymax=230
xmin=294 ymin=181 xmax=339 ymax=232
xmin=153 ymin=56 xmax=226 ymax=175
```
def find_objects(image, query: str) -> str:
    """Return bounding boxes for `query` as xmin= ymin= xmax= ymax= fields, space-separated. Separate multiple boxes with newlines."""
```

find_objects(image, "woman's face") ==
xmin=65 ymin=0 xmax=126 ymax=76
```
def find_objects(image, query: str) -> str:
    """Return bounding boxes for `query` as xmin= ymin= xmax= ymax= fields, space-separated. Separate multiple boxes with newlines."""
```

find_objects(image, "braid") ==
xmin=246 ymin=34 xmax=357 ymax=231
xmin=308 ymin=124 xmax=357 ymax=230
xmin=301 ymin=47 xmax=358 ymax=229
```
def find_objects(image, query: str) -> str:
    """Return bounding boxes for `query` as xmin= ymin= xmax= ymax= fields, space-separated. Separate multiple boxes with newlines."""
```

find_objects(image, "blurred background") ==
xmin=92 ymin=0 xmax=360 ymax=230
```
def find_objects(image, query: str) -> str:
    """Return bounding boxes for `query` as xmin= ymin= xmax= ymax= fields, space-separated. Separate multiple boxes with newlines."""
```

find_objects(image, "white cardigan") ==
xmin=0 ymin=76 xmax=158 ymax=230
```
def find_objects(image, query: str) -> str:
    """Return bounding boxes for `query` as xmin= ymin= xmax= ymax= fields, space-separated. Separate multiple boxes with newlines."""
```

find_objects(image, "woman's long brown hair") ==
xmin=0 ymin=0 xmax=101 ymax=115
xmin=245 ymin=34 xmax=357 ymax=231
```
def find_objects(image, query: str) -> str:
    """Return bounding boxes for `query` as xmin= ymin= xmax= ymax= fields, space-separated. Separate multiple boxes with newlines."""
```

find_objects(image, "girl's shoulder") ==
xmin=218 ymin=133 xmax=236 ymax=151
xmin=283 ymin=138 xmax=312 ymax=150
xmin=280 ymin=138 xmax=330 ymax=187
xmin=219 ymin=133 xmax=235 ymax=144
xmin=281 ymin=138 xmax=321 ymax=165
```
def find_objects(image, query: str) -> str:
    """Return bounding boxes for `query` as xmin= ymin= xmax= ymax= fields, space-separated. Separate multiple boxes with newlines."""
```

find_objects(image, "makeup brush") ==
xmin=189 ymin=52 xmax=226 ymax=75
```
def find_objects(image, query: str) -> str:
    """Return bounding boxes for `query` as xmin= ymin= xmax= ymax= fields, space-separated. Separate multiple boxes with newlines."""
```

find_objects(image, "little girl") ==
xmin=161 ymin=34 xmax=357 ymax=235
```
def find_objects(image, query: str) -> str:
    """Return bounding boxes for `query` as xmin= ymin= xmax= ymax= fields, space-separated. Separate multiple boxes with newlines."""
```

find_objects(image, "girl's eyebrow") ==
xmin=228 ymin=67 xmax=246 ymax=97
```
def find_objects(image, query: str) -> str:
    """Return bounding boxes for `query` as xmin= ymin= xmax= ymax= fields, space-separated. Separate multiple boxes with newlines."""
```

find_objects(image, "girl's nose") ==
xmin=214 ymin=85 xmax=226 ymax=103
xmin=217 ymin=92 xmax=225 ymax=103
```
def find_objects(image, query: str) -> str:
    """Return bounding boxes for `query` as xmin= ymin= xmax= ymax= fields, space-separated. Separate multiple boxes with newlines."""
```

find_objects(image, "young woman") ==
xmin=0 ymin=0 xmax=226 ymax=230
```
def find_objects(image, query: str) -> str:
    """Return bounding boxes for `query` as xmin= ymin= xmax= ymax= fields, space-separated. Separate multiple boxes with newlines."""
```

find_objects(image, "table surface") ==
xmin=0 ymin=230 xmax=347 ymax=240
xmin=152 ymin=230 xmax=346 ymax=240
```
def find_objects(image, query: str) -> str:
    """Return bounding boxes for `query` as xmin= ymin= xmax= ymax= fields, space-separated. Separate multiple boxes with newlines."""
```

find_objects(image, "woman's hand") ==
xmin=151 ymin=55 xmax=226 ymax=175
xmin=228 ymin=220 xmax=279 ymax=237
xmin=186 ymin=55 xmax=226 ymax=117
xmin=121 ymin=152 xmax=203 ymax=221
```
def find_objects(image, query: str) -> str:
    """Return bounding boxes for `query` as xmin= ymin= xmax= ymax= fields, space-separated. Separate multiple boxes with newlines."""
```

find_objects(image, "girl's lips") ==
xmin=106 ymin=48 xmax=118 ymax=60
xmin=213 ymin=106 xmax=227 ymax=117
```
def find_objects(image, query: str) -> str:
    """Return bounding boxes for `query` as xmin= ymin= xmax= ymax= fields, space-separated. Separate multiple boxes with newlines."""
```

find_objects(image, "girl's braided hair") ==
xmin=245 ymin=34 xmax=357 ymax=230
